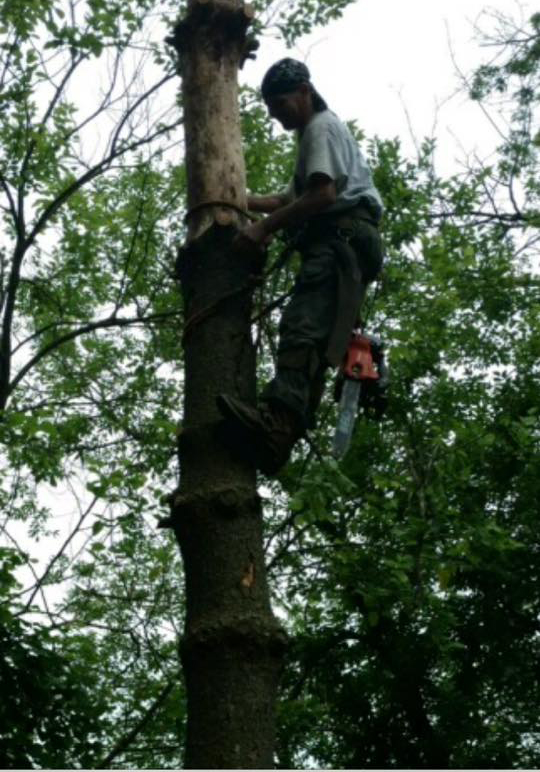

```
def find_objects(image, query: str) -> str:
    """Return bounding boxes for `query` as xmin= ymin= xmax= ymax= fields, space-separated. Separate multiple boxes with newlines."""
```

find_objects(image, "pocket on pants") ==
xmin=295 ymin=246 xmax=336 ymax=289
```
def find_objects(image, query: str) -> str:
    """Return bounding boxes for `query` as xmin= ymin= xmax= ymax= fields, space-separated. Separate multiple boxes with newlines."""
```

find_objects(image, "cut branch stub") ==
xmin=162 ymin=483 xmax=261 ymax=527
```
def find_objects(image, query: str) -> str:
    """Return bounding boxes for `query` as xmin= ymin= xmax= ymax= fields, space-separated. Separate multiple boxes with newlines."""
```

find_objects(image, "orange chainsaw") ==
xmin=332 ymin=331 xmax=389 ymax=458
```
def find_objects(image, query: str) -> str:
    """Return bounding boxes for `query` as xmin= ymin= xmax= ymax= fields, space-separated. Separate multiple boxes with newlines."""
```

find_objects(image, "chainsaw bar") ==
xmin=332 ymin=378 xmax=362 ymax=459
xmin=332 ymin=331 xmax=389 ymax=460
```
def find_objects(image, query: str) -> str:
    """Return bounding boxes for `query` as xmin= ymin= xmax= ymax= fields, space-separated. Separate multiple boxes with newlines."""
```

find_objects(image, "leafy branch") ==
xmin=8 ymin=308 xmax=182 ymax=399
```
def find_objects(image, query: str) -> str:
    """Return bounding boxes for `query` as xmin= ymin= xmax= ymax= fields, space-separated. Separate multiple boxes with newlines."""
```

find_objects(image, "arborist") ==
xmin=217 ymin=58 xmax=384 ymax=475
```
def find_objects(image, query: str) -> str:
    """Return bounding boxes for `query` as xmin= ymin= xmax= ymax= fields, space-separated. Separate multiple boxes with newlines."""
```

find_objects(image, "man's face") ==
xmin=265 ymin=88 xmax=307 ymax=130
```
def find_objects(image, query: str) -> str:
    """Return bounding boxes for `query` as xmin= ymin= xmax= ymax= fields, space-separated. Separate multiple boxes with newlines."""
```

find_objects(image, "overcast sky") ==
xmin=241 ymin=0 xmax=534 ymax=175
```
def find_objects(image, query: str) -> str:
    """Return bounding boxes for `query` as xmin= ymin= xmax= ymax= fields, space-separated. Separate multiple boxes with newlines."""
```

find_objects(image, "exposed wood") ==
xmin=169 ymin=0 xmax=254 ymax=240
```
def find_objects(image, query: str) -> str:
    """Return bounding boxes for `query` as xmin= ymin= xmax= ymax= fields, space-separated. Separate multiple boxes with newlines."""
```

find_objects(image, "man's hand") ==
xmin=233 ymin=174 xmax=336 ymax=256
xmin=233 ymin=220 xmax=272 ymax=255
xmin=240 ymin=220 xmax=272 ymax=246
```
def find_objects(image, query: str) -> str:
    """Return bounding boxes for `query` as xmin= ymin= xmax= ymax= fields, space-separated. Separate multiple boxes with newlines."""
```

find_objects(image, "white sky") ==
xmin=241 ymin=0 xmax=534 ymax=175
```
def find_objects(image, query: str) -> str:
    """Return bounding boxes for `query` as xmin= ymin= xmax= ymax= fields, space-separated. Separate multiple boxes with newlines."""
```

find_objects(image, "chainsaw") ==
xmin=332 ymin=331 xmax=389 ymax=459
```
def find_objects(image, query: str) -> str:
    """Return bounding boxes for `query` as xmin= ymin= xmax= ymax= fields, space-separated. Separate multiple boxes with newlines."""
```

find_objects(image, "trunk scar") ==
xmin=241 ymin=561 xmax=255 ymax=588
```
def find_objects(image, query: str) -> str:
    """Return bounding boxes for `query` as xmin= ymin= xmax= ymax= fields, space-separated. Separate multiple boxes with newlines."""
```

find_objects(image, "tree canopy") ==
xmin=0 ymin=0 xmax=538 ymax=767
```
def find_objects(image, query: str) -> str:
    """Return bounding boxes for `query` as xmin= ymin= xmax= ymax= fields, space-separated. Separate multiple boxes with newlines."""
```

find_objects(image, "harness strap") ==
xmin=325 ymin=238 xmax=366 ymax=367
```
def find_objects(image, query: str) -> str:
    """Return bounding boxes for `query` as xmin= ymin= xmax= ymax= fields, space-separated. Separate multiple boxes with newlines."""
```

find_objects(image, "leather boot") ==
xmin=216 ymin=394 xmax=303 ymax=475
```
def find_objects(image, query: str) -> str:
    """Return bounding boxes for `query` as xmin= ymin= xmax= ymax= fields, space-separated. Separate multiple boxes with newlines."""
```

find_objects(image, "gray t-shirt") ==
xmin=285 ymin=110 xmax=383 ymax=218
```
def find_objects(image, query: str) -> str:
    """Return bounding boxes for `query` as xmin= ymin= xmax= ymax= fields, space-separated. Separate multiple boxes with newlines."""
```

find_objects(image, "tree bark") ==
xmin=167 ymin=2 xmax=286 ymax=768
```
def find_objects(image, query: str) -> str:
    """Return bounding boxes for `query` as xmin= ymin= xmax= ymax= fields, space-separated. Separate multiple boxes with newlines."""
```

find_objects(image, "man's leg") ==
xmin=217 ymin=227 xmax=381 ymax=474
xmin=305 ymin=360 xmax=329 ymax=429
xmin=261 ymin=243 xmax=339 ymax=426
xmin=217 ymin=243 xmax=339 ymax=474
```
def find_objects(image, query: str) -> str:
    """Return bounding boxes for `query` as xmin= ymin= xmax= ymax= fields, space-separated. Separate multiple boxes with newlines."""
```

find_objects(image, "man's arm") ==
xmin=247 ymin=194 xmax=289 ymax=214
xmin=242 ymin=174 xmax=337 ymax=244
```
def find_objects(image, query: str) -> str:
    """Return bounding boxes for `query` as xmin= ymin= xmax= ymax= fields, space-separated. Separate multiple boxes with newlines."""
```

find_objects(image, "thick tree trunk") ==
xmin=167 ymin=2 xmax=286 ymax=768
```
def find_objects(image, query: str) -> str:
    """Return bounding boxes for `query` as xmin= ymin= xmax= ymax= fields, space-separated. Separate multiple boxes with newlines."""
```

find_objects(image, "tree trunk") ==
xmin=167 ymin=2 xmax=286 ymax=768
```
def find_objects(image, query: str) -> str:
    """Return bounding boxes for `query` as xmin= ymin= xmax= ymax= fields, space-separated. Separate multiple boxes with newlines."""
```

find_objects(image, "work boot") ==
xmin=216 ymin=394 xmax=303 ymax=475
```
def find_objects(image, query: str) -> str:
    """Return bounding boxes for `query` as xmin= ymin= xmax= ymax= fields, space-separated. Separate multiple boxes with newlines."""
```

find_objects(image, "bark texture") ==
xmin=167 ymin=2 xmax=286 ymax=768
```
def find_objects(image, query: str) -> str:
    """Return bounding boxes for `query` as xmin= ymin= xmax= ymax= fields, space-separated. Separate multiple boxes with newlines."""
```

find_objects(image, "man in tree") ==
xmin=217 ymin=58 xmax=384 ymax=474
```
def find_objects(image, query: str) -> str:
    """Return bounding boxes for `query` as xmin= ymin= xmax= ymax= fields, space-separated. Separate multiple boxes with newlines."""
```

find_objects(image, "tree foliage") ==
xmin=270 ymin=130 xmax=540 ymax=766
xmin=0 ymin=547 xmax=106 ymax=768
xmin=0 ymin=0 xmax=538 ymax=768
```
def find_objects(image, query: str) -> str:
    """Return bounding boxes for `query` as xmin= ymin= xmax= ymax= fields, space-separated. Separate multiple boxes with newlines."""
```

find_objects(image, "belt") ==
xmin=299 ymin=203 xmax=379 ymax=246
xmin=318 ymin=201 xmax=381 ymax=230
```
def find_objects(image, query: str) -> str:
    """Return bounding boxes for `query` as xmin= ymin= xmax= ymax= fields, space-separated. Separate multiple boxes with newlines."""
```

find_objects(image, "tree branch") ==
xmin=109 ymin=74 xmax=176 ymax=158
xmin=8 ymin=309 xmax=181 ymax=399
xmin=19 ymin=53 xmax=87 ymax=193
xmin=0 ymin=241 xmax=25 ymax=408
xmin=0 ymin=171 xmax=18 ymax=230
xmin=1 ymin=526 xmax=54 ymax=622
xmin=22 ymin=495 xmax=98 ymax=614
xmin=96 ymin=680 xmax=176 ymax=769
xmin=26 ymin=115 xmax=183 ymax=251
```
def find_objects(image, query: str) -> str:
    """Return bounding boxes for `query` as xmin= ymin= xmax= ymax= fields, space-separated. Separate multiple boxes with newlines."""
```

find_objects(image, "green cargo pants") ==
xmin=262 ymin=207 xmax=383 ymax=429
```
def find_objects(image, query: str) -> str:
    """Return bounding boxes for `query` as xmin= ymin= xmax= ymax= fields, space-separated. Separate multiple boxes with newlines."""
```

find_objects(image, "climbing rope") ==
xmin=181 ymin=236 xmax=297 ymax=346
xmin=184 ymin=199 xmax=257 ymax=223
xmin=182 ymin=275 xmax=262 ymax=346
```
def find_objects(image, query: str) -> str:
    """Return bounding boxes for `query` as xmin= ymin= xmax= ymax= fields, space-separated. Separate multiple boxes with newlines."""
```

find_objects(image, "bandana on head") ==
xmin=261 ymin=58 xmax=312 ymax=101
xmin=261 ymin=58 xmax=328 ymax=112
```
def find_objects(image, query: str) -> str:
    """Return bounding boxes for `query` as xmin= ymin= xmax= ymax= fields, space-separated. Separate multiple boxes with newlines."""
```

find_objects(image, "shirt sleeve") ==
xmin=302 ymin=123 xmax=348 ymax=194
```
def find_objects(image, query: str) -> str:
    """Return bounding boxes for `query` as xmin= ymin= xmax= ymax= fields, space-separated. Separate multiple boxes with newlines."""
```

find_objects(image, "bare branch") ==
xmin=96 ymin=680 xmax=176 ymax=769
xmin=0 ymin=171 xmax=18 ymax=229
xmin=2 ymin=526 xmax=54 ymax=622
xmin=445 ymin=19 xmax=509 ymax=143
xmin=63 ymin=49 xmax=124 ymax=144
xmin=19 ymin=53 xmax=87 ymax=192
xmin=22 ymin=495 xmax=99 ymax=613
xmin=114 ymin=167 xmax=152 ymax=312
xmin=0 ymin=30 xmax=20 ymax=91
xmin=26 ymin=114 xmax=183 ymax=251
xmin=0 ymin=241 xmax=26 ymax=407
xmin=109 ymin=73 xmax=176 ymax=158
